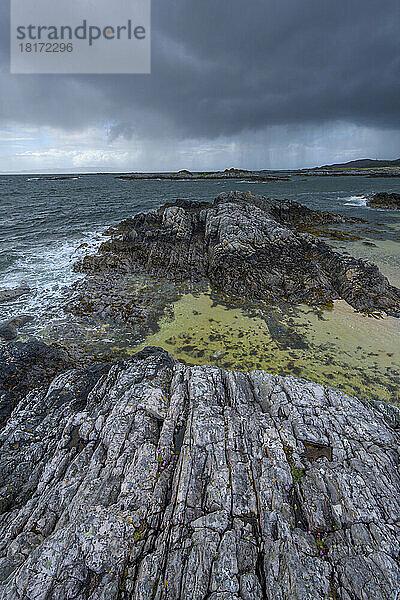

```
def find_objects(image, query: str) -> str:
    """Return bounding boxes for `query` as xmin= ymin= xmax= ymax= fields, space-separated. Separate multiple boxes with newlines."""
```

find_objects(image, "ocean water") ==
xmin=1 ymin=173 xmax=400 ymax=403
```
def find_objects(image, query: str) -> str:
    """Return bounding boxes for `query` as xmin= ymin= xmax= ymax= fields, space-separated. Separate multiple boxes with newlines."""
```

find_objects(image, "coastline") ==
xmin=2 ymin=186 xmax=399 ymax=405
xmin=1 ymin=179 xmax=400 ymax=406
xmin=1 ymin=183 xmax=400 ymax=598
xmin=115 ymin=166 xmax=400 ymax=182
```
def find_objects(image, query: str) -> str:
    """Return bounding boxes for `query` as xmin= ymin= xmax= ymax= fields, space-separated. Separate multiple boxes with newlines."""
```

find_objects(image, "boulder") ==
xmin=0 ymin=315 xmax=34 ymax=341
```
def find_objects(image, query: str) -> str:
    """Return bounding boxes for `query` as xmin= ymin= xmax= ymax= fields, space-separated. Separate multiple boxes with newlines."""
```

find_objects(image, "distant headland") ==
xmin=115 ymin=159 xmax=400 ymax=181
xmin=314 ymin=157 xmax=400 ymax=170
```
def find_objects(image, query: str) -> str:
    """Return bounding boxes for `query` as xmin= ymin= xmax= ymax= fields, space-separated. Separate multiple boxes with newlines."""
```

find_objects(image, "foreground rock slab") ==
xmin=0 ymin=345 xmax=399 ymax=599
xmin=75 ymin=191 xmax=400 ymax=316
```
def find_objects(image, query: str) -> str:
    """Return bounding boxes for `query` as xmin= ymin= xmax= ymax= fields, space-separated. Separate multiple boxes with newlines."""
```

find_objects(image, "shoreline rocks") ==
xmin=0 ymin=345 xmax=398 ymax=599
xmin=0 ymin=315 xmax=34 ymax=341
xmin=0 ymin=340 xmax=72 ymax=425
xmin=367 ymin=192 xmax=400 ymax=209
xmin=74 ymin=191 xmax=400 ymax=317
xmin=0 ymin=282 xmax=30 ymax=303
xmin=116 ymin=168 xmax=290 ymax=182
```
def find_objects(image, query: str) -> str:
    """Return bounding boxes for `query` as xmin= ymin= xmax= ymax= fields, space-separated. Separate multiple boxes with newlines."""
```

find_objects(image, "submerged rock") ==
xmin=0 ymin=346 xmax=399 ymax=599
xmin=0 ymin=315 xmax=34 ymax=341
xmin=367 ymin=192 xmax=400 ymax=209
xmin=0 ymin=282 xmax=30 ymax=303
xmin=75 ymin=191 xmax=400 ymax=316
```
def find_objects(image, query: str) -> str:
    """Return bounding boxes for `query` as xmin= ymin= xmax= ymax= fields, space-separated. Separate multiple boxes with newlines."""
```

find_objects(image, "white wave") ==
xmin=0 ymin=228 xmax=108 ymax=326
xmin=342 ymin=195 xmax=368 ymax=207
xmin=237 ymin=180 xmax=261 ymax=184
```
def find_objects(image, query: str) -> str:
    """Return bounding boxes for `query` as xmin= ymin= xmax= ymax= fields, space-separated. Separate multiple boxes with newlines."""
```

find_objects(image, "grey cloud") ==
xmin=107 ymin=122 xmax=135 ymax=142
xmin=0 ymin=0 xmax=399 ymax=158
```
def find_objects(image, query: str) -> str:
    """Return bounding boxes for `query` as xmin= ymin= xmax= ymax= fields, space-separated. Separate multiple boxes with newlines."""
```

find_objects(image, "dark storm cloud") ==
xmin=0 ymin=0 xmax=399 ymax=140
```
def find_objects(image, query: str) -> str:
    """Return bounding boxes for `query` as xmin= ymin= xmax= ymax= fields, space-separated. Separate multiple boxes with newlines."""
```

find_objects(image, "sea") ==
xmin=1 ymin=173 xmax=400 ymax=403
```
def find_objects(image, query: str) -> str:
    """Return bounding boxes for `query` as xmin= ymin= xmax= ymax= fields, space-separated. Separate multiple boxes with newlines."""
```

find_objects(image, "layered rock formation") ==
xmin=0 ymin=344 xmax=399 ymax=599
xmin=74 ymin=191 xmax=400 ymax=317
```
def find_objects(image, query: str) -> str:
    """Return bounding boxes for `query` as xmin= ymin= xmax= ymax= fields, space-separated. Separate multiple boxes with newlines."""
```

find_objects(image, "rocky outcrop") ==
xmin=66 ymin=272 xmax=186 ymax=332
xmin=367 ymin=192 xmax=400 ymax=209
xmin=0 ymin=346 xmax=398 ymax=599
xmin=75 ymin=191 xmax=400 ymax=316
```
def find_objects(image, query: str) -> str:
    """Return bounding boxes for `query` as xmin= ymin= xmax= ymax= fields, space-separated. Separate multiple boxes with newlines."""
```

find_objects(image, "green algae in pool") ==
xmin=132 ymin=292 xmax=400 ymax=406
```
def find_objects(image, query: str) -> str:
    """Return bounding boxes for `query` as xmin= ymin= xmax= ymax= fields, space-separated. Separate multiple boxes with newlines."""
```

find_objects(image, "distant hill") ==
xmin=315 ymin=157 xmax=400 ymax=170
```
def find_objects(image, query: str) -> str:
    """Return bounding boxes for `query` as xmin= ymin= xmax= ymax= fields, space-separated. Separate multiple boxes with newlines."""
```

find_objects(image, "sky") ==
xmin=0 ymin=0 xmax=399 ymax=173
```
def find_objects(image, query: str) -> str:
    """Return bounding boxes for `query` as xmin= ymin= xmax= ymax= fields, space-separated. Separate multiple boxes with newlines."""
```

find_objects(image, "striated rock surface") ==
xmin=0 ymin=345 xmax=399 ymax=599
xmin=74 ymin=191 xmax=400 ymax=316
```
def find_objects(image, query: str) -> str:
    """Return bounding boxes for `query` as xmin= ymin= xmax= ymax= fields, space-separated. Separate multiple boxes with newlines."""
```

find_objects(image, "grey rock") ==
xmin=0 ymin=283 xmax=30 ymax=303
xmin=75 ymin=191 xmax=400 ymax=316
xmin=0 ymin=346 xmax=398 ymax=599
xmin=0 ymin=315 xmax=34 ymax=340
